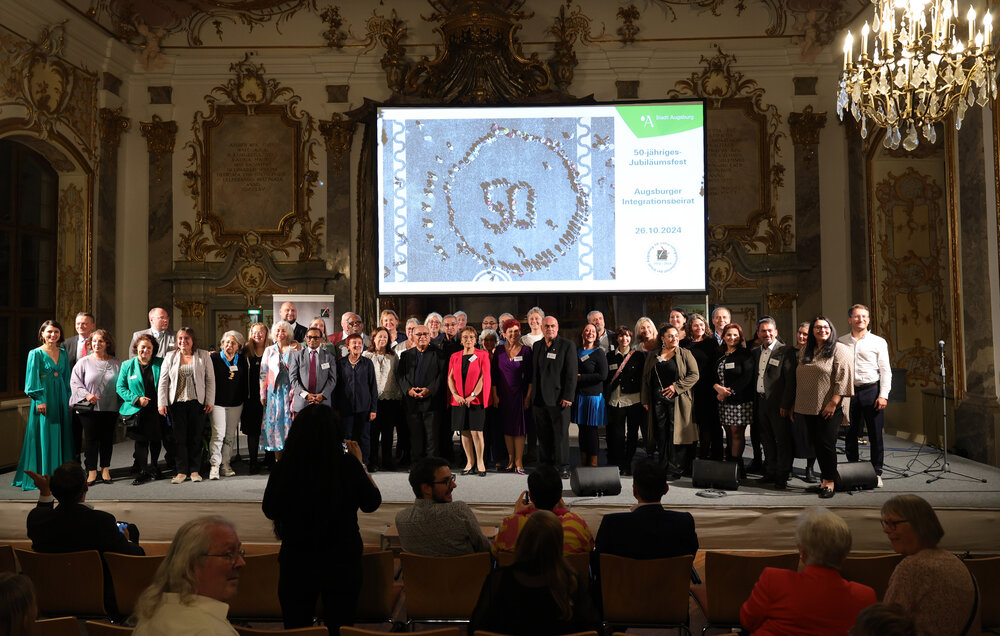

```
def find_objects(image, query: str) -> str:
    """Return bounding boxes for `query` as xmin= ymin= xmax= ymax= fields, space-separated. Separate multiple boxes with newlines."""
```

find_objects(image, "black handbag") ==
xmin=73 ymin=400 xmax=94 ymax=413
xmin=121 ymin=412 xmax=140 ymax=430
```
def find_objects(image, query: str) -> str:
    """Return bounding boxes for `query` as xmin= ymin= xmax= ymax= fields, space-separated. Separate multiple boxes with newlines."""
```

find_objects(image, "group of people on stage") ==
xmin=11 ymin=299 xmax=891 ymax=499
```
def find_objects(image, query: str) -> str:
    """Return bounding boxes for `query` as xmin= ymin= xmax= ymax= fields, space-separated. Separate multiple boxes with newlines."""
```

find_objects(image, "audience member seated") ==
xmin=881 ymin=495 xmax=980 ymax=636
xmin=492 ymin=464 xmax=593 ymax=557
xmin=133 ymin=516 xmax=244 ymax=635
xmin=0 ymin=572 xmax=37 ymax=636
xmin=470 ymin=510 xmax=600 ymax=636
xmin=740 ymin=506 xmax=876 ymax=635
xmin=25 ymin=462 xmax=144 ymax=614
xmin=852 ymin=602 xmax=918 ymax=636
xmin=394 ymin=456 xmax=490 ymax=556
xmin=594 ymin=460 xmax=698 ymax=568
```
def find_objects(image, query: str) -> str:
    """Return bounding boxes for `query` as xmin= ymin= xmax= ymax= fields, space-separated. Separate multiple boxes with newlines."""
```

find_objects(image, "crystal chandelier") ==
xmin=837 ymin=1 xmax=998 ymax=150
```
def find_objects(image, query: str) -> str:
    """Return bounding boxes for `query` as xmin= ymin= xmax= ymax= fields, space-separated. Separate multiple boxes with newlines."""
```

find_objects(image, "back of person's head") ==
xmin=50 ymin=461 xmax=86 ymax=504
xmin=409 ymin=456 xmax=449 ymax=499
xmin=881 ymin=494 xmax=944 ymax=549
xmin=513 ymin=511 xmax=575 ymax=620
xmin=796 ymin=506 xmax=852 ymax=569
xmin=280 ymin=404 xmax=343 ymax=467
xmin=526 ymin=465 xmax=562 ymax=510
xmin=0 ymin=573 xmax=36 ymax=636
xmin=632 ymin=460 xmax=667 ymax=503
xmin=852 ymin=602 xmax=916 ymax=636
xmin=133 ymin=516 xmax=233 ymax=621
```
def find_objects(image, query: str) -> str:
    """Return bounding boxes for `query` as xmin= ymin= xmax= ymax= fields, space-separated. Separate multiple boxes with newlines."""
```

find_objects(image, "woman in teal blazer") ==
xmin=117 ymin=334 xmax=165 ymax=485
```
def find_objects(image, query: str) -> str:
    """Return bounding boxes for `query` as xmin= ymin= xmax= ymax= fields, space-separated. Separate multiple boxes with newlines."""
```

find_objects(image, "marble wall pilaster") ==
xmin=952 ymin=109 xmax=1000 ymax=465
xmin=789 ymin=107 xmax=826 ymax=321
xmin=97 ymin=108 xmax=129 ymax=336
xmin=844 ymin=119 xmax=870 ymax=305
xmin=139 ymin=116 xmax=177 ymax=313
xmin=319 ymin=114 xmax=355 ymax=316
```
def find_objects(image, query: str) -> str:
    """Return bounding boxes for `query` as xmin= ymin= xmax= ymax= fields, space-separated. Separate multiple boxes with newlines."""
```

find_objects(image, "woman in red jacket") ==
xmin=448 ymin=326 xmax=492 ymax=476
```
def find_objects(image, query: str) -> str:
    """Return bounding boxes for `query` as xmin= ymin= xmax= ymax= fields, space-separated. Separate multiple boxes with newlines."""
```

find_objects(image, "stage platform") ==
xmin=2 ymin=433 xmax=998 ymax=554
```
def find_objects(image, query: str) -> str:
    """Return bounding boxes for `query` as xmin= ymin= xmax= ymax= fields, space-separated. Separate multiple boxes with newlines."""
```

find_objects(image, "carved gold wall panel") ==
xmin=871 ymin=166 xmax=953 ymax=391
xmin=56 ymin=182 xmax=88 ymax=327
xmin=179 ymin=55 xmax=323 ymax=268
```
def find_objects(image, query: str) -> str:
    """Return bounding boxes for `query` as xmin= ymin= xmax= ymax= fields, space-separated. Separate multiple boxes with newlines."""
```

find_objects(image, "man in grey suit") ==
xmin=289 ymin=327 xmax=337 ymax=412
xmin=751 ymin=316 xmax=797 ymax=489
xmin=129 ymin=307 xmax=176 ymax=358
xmin=64 ymin=312 xmax=96 ymax=462
xmin=531 ymin=316 xmax=578 ymax=479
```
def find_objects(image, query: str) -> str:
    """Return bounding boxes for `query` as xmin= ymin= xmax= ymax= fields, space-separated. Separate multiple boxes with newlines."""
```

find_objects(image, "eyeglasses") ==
xmin=880 ymin=518 xmax=909 ymax=531
xmin=305 ymin=335 xmax=323 ymax=340
xmin=348 ymin=320 xmax=363 ymax=326
xmin=415 ymin=332 xmax=430 ymax=338
xmin=431 ymin=475 xmax=457 ymax=486
xmin=203 ymin=548 xmax=246 ymax=565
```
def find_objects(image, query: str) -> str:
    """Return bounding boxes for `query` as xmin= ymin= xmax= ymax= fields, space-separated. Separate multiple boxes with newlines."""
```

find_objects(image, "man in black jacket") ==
xmin=751 ymin=317 xmax=798 ymax=489
xmin=531 ymin=316 xmax=577 ymax=478
xmin=397 ymin=325 xmax=444 ymax=462
xmin=25 ymin=462 xmax=144 ymax=614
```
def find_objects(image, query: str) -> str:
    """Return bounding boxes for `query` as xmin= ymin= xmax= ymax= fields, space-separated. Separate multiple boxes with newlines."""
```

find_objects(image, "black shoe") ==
xmin=560 ymin=469 xmax=571 ymax=479
xmin=130 ymin=461 xmax=141 ymax=475
xmin=461 ymin=467 xmax=475 ymax=476
xmin=132 ymin=472 xmax=152 ymax=486
xmin=819 ymin=486 xmax=835 ymax=499
xmin=665 ymin=472 xmax=680 ymax=481
xmin=479 ymin=470 xmax=487 ymax=477
xmin=149 ymin=467 xmax=162 ymax=481
xmin=746 ymin=460 xmax=763 ymax=475
xmin=755 ymin=475 xmax=775 ymax=486
xmin=367 ymin=465 xmax=379 ymax=473
xmin=773 ymin=480 xmax=787 ymax=490
xmin=803 ymin=466 xmax=817 ymax=483
xmin=248 ymin=462 xmax=259 ymax=475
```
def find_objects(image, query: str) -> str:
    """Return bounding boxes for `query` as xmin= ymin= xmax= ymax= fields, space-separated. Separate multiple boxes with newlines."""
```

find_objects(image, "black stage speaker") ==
xmin=835 ymin=461 xmax=878 ymax=491
xmin=570 ymin=466 xmax=622 ymax=496
xmin=691 ymin=459 xmax=740 ymax=490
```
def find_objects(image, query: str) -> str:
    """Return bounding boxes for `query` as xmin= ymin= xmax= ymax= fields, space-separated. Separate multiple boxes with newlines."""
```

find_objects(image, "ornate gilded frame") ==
xmin=180 ymin=55 xmax=322 ymax=263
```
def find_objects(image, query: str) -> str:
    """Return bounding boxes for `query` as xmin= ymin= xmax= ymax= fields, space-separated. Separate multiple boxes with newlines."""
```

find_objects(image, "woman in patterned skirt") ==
xmin=260 ymin=320 xmax=300 ymax=460
xmin=713 ymin=322 xmax=755 ymax=478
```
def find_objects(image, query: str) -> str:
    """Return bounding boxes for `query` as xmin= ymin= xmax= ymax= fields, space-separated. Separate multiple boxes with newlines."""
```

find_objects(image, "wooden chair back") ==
xmin=476 ymin=632 xmax=597 ymax=636
xmin=0 ymin=544 xmax=17 ymax=573
xmin=399 ymin=552 xmax=491 ymax=622
xmin=103 ymin=553 xmax=164 ymax=618
xmin=599 ymin=553 xmax=693 ymax=627
xmin=704 ymin=551 xmax=800 ymax=625
xmin=84 ymin=620 xmax=135 ymax=634
xmin=495 ymin=551 xmax=591 ymax=589
xmin=226 ymin=552 xmax=282 ymax=620
xmin=840 ymin=553 xmax=904 ymax=600
xmin=32 ymin=616 xmax=79 ymax=636
xmin=342 ymin=628 xmax=460 ymax=636
xmin=964 ymin=556 xmax=1000 ymax=628
xmin=16 ymin=549 xmax=106 ymax=617
xmin=356 ymin=550 xmax=399 ymax=623
xmin=235 ymin=627 xmax=328 ymax=635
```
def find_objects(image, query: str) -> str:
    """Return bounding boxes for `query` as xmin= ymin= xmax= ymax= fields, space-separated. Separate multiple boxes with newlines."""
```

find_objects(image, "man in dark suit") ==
xmin=289 ymin=327 xmax=337 ymax=413
xmin=751 ymin=317 xmax=798 ymax=489
xmin=531 ymin=315 xmax=577 ymax=478
xmin=280 ymin=301 xmax=309 ymax=343
xmin=128 ymin=307 xmax=176 ymax=358
xmin=397 ymin=325 xmax=443 ymax=463
xmin=64 ymin=311 xmax=96 ymax=462
xmin=594 ymin=459 xmax=698 ymax=565
xmin=25 ymin=462 xmax=144 ymax=614
xmin=336 ymin=334 xmax=378 ymax=469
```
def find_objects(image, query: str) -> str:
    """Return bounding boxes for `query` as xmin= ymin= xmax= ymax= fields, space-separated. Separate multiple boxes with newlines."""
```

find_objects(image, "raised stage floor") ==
xmin=2 ymin=432 xmax=998 ymax=554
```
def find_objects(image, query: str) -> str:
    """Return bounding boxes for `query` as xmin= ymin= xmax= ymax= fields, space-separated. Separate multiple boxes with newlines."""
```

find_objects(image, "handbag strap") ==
xmin=959 ymin=564 xmax=979 ymax=636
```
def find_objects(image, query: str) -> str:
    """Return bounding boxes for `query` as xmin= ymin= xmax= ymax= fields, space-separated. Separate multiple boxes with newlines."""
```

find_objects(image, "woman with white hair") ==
xmin=633 ymin=316 xmax=659 ymax=353
xmin=881 ymin=495 xmax=980 ymax=635
xmin=520 ymin=306 xmax=545 ymax=347
xmin=208 ymin=331 xmax=248 ymax=480
xmin=741 ymin=507 xmax=876 ymax=635
xmin=260 ymin=321 xmax=300 ymax=459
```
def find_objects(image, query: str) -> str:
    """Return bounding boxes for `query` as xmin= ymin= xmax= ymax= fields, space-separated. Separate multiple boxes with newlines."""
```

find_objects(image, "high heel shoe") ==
xmin=461 ymin=467 xmax=475 ymax=476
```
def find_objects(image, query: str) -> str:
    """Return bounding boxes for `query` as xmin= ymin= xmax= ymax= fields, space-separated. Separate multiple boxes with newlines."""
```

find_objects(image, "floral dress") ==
xmin=261 ymin=346 xmax=294 ymax=451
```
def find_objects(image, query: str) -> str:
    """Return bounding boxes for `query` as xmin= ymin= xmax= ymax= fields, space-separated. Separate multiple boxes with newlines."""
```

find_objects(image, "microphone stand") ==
xmin=923 ymin=340 xmax=987 ymax=484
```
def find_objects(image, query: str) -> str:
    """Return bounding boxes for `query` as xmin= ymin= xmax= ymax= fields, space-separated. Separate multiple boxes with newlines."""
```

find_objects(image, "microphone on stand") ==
xmin=938 ymin=340 xmax=945 ymax=350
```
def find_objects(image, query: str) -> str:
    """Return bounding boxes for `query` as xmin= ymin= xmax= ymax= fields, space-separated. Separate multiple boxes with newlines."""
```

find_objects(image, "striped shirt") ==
xmin=492 ymin=506 xmax=594 ymax=557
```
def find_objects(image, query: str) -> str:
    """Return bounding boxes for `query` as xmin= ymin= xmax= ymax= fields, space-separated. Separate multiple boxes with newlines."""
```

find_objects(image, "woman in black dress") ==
xmin=241 ymin=322 xmax=269 ymax=474
xmin=263 ymin=404 xmax=381 ymax=632
xmin=714 ymin=322 xmax=755 ymax=477
xmin=682 ymin=313 xmax=724 ymax=460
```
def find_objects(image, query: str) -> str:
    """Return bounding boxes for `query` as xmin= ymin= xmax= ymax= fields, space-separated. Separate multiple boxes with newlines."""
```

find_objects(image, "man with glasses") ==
xmin=289 ymin=327 xmax=337 ymax=414
xmin=336 ymin=313 xmax=370 ymax=358
xmin=133 ymin=516 xmax=244 ymax=635
xmin=395 ymin=457 xmax=490 ymax=557
xmin=397 ymin=326 xmax=444 ymax=460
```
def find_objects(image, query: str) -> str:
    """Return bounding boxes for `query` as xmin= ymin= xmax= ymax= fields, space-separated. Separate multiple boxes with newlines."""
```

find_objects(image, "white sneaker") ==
xmin=209 ymin=466 xmax=220 ymax=480
xmin=876 ymin=475 xmax=884 ymax=488
xmin=222 ymin=464 xmax=236 ymax=477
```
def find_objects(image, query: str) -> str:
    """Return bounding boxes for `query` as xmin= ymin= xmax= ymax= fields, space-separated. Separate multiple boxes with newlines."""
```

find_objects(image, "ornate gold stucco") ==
xmin=56 ymin=183 xmax=87 ymax=327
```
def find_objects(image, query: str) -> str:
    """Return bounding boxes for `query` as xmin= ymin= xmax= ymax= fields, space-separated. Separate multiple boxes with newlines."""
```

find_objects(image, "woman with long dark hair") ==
xmin=12 ymin=320 xmax=72 ymax=491
xmin=606 ymin=325 xmax=645 ymax=475
xmin=794 ymin=316 xmax=853 ymax=499
xmin=157 ymin=326 xmax=215 ymax=484
xmin=470 ymin=510 xmax=599 ymax=635
xmin=262 ymin=404 xmax=381 ymax=633
xmin=788 ymin=321 xmax=817 ymax=482
xmin=241 ymin=322 xmax=270 ymax=473
xmin=575 ymin=323 xmax=608 ymax=467
xmin=682 ymin=312 xmax=724 ymax=460
xmin=714 ymin=322 xmax=755 ymax=477
xmin=70 ymin=329 xmax=121 ymax=485
xmin=364 ymin=326 xmax=402 ymax=471
xmin=494 ymin=318 xmax=532 ymax=474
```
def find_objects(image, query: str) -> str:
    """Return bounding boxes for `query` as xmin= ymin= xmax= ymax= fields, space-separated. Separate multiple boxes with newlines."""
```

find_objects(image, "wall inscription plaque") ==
xmin=705 ymin=104 xmax=767 ymax=228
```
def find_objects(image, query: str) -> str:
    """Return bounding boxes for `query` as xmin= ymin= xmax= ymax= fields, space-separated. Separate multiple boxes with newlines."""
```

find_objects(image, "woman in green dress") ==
xmin=12 ymin=320 xmax=74 ymax=491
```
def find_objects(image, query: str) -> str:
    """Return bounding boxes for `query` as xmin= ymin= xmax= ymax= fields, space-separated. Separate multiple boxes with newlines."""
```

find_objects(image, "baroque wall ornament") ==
xmin=56 ymin=183 xmax=87 ymax=327
xmin=0 ymin=23 xmax=98 ymax=158
xmin=362 ymin=8 xmax=409 ymax=95
xmin=318 ymin=113 xmax=356 ymax=176
xmin=180 ymin=54 xmax=323 ymax=264
xmin=404 ymin=0 xmax=552 ymax=103
xmin=98 ymin=106 xmax=129 ymax=150
xmin=548 ymin=3 xmax=598 ymax=95
xmin=788 ymin=105 xmax=826 ymax=161
xmin=667 ymin=46 xmax=789 ymax=297
xmin=616 ymin=5 xmax=640 ymax=45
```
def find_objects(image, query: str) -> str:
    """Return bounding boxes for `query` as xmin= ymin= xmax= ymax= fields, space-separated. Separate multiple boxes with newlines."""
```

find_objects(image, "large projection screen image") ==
xmin=377 ymin=102 xmax=707 ymax=295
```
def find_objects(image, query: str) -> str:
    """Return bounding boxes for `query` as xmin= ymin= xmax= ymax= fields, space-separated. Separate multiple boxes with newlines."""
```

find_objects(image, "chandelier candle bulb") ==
xmin=968 ymin=5 xmax=976 ymax=45
xmin=862 ymin=21 xmax=870 ymax=57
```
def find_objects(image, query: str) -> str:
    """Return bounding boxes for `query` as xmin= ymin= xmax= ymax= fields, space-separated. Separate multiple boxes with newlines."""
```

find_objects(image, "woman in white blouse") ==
xmin=363 ymin=327 xmax=402 ymax=471
xmin=157 ymin=327 xmax=215 ymax=484
xmin=70 ymin=329 xmax=121 ymax=486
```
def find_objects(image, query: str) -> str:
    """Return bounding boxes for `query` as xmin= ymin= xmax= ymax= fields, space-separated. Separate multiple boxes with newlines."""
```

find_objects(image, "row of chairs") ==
xmin=4 ymin=544 xmax=998 ymax=634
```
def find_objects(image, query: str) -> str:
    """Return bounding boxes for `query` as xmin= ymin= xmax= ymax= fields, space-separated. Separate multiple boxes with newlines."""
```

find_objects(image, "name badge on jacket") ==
xmin=547 ymin=352 xmax=557 ymax=360
xmin=580 ymin=354 xmax=590 ymax=362
xmin=321 ymin=362 xmax=330 ymax=369
xmin=768 ymin=358 xmax=780 ymax=367
xmin=608 ymin=363 xmax=619 ymax=371
xmin=725 ymin=362 xmax=736 ymax=370
xmin=513 ymin=356 xmax=523 ymax=362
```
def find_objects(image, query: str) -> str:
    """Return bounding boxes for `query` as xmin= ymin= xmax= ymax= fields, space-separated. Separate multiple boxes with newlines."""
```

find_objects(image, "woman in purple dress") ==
xmin=491 ymin=318 xmax=533 ymax=475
